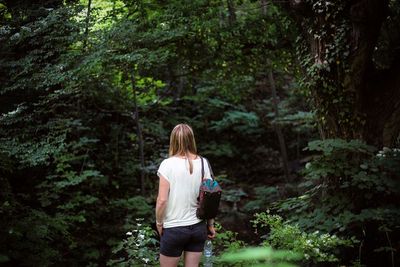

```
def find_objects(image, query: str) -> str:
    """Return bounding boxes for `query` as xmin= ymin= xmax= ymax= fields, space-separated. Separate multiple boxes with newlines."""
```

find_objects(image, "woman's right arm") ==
xmin=207 ymin=218 xmax=216 ymax=239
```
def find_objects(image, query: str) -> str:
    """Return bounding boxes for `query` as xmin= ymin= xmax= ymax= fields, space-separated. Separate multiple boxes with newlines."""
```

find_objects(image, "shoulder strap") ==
xmin=200 ymin=156 xmax=205 ymax=180
xmin=204 ymin=157 xmax=215 ymax=180
xmin=200 ymin=156 xmax=215 ymax=180
xmin=199 ymin=156 xmax=215 ymax=180
xmin=197 ymin=156 xmax=205 ymax=202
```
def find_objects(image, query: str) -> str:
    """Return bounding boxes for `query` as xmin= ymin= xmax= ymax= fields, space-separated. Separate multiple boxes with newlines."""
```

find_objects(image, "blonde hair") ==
xmin=169 ymin=123 xmax=197 ymax=174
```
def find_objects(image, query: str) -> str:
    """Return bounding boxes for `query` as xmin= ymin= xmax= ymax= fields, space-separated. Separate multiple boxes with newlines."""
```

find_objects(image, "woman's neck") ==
xmin=175 ymin=153 xmax=198 ymax=160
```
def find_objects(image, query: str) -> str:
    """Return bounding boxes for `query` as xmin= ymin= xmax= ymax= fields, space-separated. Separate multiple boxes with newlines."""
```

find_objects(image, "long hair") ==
xmin=169 ymin=124 xmax=197 ymax=174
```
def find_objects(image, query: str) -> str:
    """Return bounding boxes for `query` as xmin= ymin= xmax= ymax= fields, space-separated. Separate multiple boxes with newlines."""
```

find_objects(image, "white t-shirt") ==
xmin=157 ymin=156 xmax=212 ymax=228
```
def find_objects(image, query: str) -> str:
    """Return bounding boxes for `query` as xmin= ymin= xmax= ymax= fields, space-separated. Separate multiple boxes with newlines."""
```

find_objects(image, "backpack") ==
xmin=196 ymin=157 xmax=222 ymax=220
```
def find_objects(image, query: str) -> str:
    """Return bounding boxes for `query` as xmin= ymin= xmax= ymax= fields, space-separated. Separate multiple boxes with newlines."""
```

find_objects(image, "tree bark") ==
xmin=130 ymin=71 xmax=146 ymax=195
xmin=286 ymin=0 xmax=400 ymax=146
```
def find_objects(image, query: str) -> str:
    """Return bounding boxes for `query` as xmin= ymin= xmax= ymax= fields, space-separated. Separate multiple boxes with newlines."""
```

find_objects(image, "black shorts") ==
xmin=160 ymin=221 xmax=207 ymax=257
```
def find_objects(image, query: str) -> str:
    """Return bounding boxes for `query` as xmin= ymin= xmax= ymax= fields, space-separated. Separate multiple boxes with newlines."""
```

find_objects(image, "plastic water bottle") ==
xmin=204 ymin=239 xmax=213 ymax=267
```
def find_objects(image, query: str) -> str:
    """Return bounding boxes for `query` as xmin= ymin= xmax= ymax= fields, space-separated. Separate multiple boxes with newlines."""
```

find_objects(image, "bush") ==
xmin=273 ymin=139 xmax=400 ymax=265
xmin=107 ymin=219 xmax=159 ymax=266
xmin=252 ymin=212 xmax=355 ymax=264
xmin=213 ymin=222 xmax=246 ymax=254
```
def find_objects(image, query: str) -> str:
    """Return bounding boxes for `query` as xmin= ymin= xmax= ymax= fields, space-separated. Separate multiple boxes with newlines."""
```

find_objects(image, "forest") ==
xmin=0 ymin=0 xmax=399 ymax=266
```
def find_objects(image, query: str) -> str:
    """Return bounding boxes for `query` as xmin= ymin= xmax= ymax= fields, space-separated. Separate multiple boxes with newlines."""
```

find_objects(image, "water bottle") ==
xmin=204 ymin=239 xmax=213 ymax=267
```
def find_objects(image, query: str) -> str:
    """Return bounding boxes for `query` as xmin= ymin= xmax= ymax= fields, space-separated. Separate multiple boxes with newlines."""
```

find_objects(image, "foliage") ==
xmin=0 ymin=2 xmax=158 ymax=264
xmin=212 ymin=222 xmax=246 ymax=255
xmin=222 ymin=188 xmax=248 ymax=204
xmin=243 ymin=186 xmax=280 ymax=212
xmin=293 ymin=0 xmax=400 ymax=144
xmin=275 ymin=111 xmax=315 ymax=134
xmin=0 ymin=0 xmax=302 ymax=264
xmin=274 ymin=139 xmax=400 ymax=265
xmin=295 ymin=0 xmax=362 ymax=138
xmin=252 ymin=212 xmax=355 ymax=264
xmin=219 ymin=246 xmax=302 ymax=267
xmin=303 ymin=139 xmax=376 ymax=181
xmin=210 ymin=110 xmax=261 ymax=135
xmin=213 ymin=222 xmax=301 ymax=267
xmin=0 ymin=0 xmax=398 ymax=266
xmin=107 ymin=219 xmax=159 ymax=266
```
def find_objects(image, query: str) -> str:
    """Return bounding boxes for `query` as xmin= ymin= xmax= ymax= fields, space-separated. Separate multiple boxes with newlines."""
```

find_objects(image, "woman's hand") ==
xmin=207 ymin=224 xmax=216 ymax=239
xmin=156 ymin=223 xmax=163 ymax=236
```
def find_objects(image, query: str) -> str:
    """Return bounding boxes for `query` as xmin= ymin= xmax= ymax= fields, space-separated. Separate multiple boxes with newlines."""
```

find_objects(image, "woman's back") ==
xmin=158 ymin=156 xmax=210 ymax=228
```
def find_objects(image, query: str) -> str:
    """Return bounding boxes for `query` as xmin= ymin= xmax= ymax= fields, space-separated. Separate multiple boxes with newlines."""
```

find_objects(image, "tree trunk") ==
xmin=260 ymin=0 xmax=268 ymax=16
xmin=226 ymin=0 xmax=236 ymax=25
xmin=261 ymin=1 xmax=290 ymax=181
xmin=83 ymin=0 xmax=92 ymax=49
xmin=173 ymin=64 xmax=184 ymax=102
xmin=286 ymin=0 xmax=400 ymax=147
xmin=267 ymin=70 xmax=291 ymax=182
xmin=130 ymin=71 xmax=146 ymax=195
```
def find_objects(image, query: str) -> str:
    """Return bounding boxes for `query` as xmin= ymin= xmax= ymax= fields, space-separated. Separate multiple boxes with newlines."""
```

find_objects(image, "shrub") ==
xmin=107 ymin=219 xmax=159 ymax=266
xmin=252 ymin=212 xmax=356 ymax=264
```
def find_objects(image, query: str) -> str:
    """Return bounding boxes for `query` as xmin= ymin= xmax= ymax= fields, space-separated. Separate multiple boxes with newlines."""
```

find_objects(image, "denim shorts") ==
xmin=160 ymin=221 xmax=207 ymax=257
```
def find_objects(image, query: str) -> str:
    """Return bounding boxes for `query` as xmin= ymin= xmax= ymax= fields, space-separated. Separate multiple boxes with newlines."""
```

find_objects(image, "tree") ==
xmin=273 ymin=2 xmax=400 ymax=265
xmin=285 ymin=0 xmax=400 ymax=146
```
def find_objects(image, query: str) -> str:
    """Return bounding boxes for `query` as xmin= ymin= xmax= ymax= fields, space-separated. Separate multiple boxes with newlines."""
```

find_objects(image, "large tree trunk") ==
xmin=287 ymin=0 xmax=400 ymax=147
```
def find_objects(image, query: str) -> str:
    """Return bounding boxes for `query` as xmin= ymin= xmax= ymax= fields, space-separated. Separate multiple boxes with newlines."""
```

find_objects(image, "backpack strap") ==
xmin=204 ymin=157 xmax=215 ymax=180
xmin=197 ymin=156 xmax=205 ymax=202
xmin=199 ymin=156 xmax=215 ymax=180
xmin=200 ymin=156 xmax=205 ymax=180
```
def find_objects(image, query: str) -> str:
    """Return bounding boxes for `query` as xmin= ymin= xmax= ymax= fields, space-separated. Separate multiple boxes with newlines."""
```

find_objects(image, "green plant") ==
xmin=274 ymin=139 xmax=400 ymax=265
xmin=253 ymin=212 xmax=355 ymax=264
xmin=213 ymin=222 xmax=246 ymax=255
xmin=244 ymin=186 xmax=280 ymax=212
xmin=219 ymin=246 xmax=302 ymax=267
xmin=222 ymin=189 xmax=248 ymax=211
xmin=107 ymin=220 xmax=159 ymax=266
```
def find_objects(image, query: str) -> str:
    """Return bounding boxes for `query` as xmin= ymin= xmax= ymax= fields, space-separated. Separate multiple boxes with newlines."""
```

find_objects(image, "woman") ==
xmin=155 ymin=123 xmax=216 ymax=267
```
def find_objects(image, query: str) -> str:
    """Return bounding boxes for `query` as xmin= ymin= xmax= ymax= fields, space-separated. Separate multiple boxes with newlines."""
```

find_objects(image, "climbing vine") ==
xmin=297 ymin=0 xmax=365 ymax=139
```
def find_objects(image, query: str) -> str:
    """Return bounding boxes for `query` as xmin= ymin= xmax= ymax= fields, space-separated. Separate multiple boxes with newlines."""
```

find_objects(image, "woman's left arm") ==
xmin=155 ymin=175 xmax=169 ymax=235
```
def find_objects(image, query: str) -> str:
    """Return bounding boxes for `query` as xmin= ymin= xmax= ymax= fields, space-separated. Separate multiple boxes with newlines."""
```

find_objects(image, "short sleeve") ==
xmin=204 ymin=159 xmax=213 ymax=180
xmin=157 ymin=159 xmax=170 ymax=182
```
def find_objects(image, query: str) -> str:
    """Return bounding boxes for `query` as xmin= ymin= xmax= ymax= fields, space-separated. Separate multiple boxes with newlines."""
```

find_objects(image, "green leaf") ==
xmin=219 ymin=246 xmax=302 ymax=262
